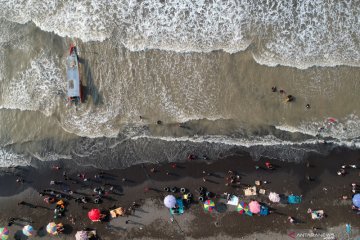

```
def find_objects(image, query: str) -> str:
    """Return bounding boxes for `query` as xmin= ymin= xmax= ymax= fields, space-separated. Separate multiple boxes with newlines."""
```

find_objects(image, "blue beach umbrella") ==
xmin=352 ymin=194 xmax=360 ymax=208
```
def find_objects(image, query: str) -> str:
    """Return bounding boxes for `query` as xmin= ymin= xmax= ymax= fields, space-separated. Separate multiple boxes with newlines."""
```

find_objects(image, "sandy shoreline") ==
xmin=0 ymin=147 xmax=359 ymax=239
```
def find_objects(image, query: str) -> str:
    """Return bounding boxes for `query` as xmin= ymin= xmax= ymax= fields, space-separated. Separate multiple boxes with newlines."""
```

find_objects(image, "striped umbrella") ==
xmin=237 ymin=202 xmax=253 ymax=216
xmin=0 ymin=227 xmax=9 ymax=240
xmin=237 ymin=202 xmax=247 ymax=214
xmin=22 ymin=225 xmax=34 ymax=237
xmin=203 ymin=200 xmax=215 ymax=212
xmin=46 ymin=222 xmax=58 ymax=235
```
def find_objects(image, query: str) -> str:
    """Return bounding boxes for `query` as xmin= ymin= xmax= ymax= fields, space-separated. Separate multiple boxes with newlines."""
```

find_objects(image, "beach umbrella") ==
xmin=22 ymin=225 xmax=34 ymax=237
xmin=203 ymin=200 xmax=215 ymax=212
xmin=237 ymin=202 xmax=252 ymax=216
xmin=268 ymin=192 xmax=280 ymax=203
xmin=46 ymin=222 xmax=57 ymax=235
xmin=249 ymin=201 xmax=261 ymax=214
xmin=0 ymin=227 xmax=9 ymax=240
xmin=215 ymin=202 xmax=227 ymax=213
xmin=237 ymin=202 xmax=247 ymax=214
xmin=353 ymin=194 xmax=360 ymax=208
xmin=88 ymin=208 xmax=101 ymax=222
xmin=164 ymin=195 xmax=177 ymax=209
xmin=75 ymin=231 xmax=89 ymax=240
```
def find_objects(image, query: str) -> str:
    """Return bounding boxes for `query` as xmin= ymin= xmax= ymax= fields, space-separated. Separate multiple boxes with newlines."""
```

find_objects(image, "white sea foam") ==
xmin=0 ymin=1 xmax=359 ymax=68
xmin=276 ymin=114 xmax=360 ymax=140
xmin=0 ymin=147 xmax=29 ymax=167
xmin=0 ymin=52 xmax=63 ymax=116
xmin=132 ymin=133 xmax=360 ymax=150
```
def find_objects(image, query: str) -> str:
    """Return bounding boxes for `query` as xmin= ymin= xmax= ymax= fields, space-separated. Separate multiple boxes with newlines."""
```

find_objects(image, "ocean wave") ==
xmin=1 ymin=1 xmax=359 ymax=68
xmin=275 ymin=114 xmax=360 ymax=140
xmin=0 ymin=147 xmax=29 ymax=167
xmin=132 ymin=133 xmax=360 ymax=149
xmin=0 ymin=52 xmax=63 ymax=116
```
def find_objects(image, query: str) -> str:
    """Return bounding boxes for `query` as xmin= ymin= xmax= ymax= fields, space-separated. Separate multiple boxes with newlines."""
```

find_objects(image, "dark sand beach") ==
xmin=0 ymin=147 xmax=359 ymax=239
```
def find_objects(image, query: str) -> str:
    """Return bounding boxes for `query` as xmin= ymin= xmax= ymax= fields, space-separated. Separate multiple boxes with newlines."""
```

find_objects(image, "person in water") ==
xmin=285 ymin=95 xmax=294 ymax=102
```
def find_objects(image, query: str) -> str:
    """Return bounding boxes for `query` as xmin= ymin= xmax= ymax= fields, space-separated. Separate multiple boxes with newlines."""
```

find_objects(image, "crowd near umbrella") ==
xmin=164 ymin=195 xmax=177 ymax=209
xmin=46 ymin=222 xmax=57 ymax=235
xmin=88 ymin=208 xmax=101 ymax=222
xmin=268 ymin=192 xmax=280 ymax=203
xmin=0 ymin=227 xmax=9 ymax=240
xmin=22 ymin=225 xmax=34 ymax=237
xmin=75 ymin=230 xmax=89 ymax=240
xmin=203 ymin=200 xmax=215 ymax=212
xmin=249 ymin=201 xmax=261 ymax=214
xmin=353 ymin=194 xmax=360 ymax=208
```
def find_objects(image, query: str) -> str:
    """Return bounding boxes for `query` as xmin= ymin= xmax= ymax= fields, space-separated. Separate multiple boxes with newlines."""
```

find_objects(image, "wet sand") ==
xmin=0 ymin=147 xmax=359 ymax=239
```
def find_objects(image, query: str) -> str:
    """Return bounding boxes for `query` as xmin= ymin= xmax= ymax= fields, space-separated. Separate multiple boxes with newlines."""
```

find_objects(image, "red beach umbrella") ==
xmin=88 ymin=209 xmax=101 ymax=222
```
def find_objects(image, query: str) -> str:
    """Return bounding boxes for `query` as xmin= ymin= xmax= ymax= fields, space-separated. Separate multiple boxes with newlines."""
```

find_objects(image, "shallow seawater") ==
xmin=0 ymin=1 xmax=359 ymax=167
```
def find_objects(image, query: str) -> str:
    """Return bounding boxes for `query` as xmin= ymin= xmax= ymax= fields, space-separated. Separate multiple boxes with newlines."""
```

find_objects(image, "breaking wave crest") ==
xmin=0 ymin=0 xmax=359 ymax=68
xmin=0 ymin=52 xmax=63 ymax=116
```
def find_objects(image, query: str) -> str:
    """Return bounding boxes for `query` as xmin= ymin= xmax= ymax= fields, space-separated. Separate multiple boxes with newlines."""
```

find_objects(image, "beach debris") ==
xmin=46 ymin=222 xmax=58 ymax=235
xmin=226 ymin=195 xmax=239 ymax=206
xmin=288 ymin=194 xmax=302 ymax=204
xmin=203 ymin=200 xmax=215 ymax=212
xmin=249 ymin=201 xmax=261 ymax=214
xmin=164 ymin=195 xmax=177 ymax=209
xmin=352 ymin=194 xmax=360 ymax=208
xmin=269 ymin=192 xmax=281 ymax=203
xmin=255 ymin=180 xmax=261 ymax=186
xmin=22 ymin=225 xmax=34 ymax=237
xmin=244 ymin=186 xmax=257 ymax=196
xmin=88 ymin=208 xmax=102 ymax=222
xmin=0 ymin=227 xmax=9 ymax=239
xmin=237 ymin=202 xmax=252 ymax=216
